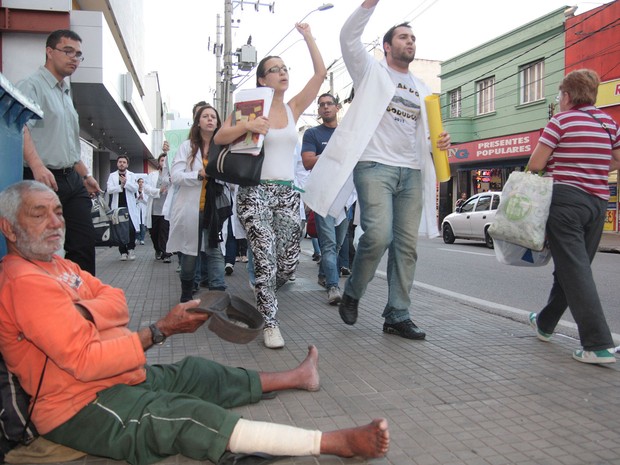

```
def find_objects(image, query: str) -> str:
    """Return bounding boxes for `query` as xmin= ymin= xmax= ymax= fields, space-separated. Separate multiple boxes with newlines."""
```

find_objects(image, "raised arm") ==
xmin=287 ymin=23 xmax=327 ymax=122
xmin=340 ymin=3 xmax=376 ymax=86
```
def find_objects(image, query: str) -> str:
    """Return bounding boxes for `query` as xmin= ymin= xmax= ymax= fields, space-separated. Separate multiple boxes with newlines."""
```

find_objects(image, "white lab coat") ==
xmin=107 ymin=170 xmax=140 ymax=231
xmin=135 ymin=188 xmax=149 ymax=226
xmin=143 ymin=169 xmax=169 ymax=229
xmin=166 ymin=140 xmax=204 ymax=256
xmin=302 ymin=5 xmax=439 ymax=238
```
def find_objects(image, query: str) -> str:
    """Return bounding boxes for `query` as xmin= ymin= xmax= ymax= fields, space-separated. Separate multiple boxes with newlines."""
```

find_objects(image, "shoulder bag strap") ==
xmin=579 ymin=109 xmax=613 ymax=144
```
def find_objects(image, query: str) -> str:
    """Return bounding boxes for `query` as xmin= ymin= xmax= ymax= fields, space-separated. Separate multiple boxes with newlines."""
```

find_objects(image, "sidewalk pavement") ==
xmin=599 ymin=231 xmax=620 ymax=253
xmin=48 ymin=237 xmax=619 ymax=465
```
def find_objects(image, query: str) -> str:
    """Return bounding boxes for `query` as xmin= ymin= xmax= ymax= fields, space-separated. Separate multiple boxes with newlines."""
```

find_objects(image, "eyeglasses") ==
xmin=266 ymin=65 xmax=288 ymax=74
xmin=54 ymin=48 xmax=84 ymax=62
xmin=555 ymin=90 xmax=566 ymax=103
xmin=318 ymin=102 xmax=336 ymax=108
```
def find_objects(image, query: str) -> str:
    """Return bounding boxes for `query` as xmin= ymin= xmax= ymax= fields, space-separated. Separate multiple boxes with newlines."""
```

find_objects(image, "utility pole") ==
xmin=218 ymin=0 xmax=272 ymax=117
xmin=215 ymin=14 xmax=223 ymax=116
xmin=223 ymin=0 xmax=233 ymax=118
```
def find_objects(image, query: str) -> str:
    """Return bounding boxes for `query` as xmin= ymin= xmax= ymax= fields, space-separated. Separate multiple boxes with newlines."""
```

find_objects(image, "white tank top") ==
xmin=260 ymin=104 xmax=298 ymax=180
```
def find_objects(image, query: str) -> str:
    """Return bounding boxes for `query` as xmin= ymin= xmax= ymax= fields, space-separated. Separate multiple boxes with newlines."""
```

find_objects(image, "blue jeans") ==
xmin=316 ymin=213 xmax=349 ymax=288
xmin=180 ymin=220 xmax=226 ymax=290
xmin=344 ymin=162 xmax=423 ymax=324
xmin=311 ymin=238 xmax=321 ymax=255
xmin=338 ymin=230 xmax=350 ymax=269
xmin=136 ymin=224 xmax=146 ymax=242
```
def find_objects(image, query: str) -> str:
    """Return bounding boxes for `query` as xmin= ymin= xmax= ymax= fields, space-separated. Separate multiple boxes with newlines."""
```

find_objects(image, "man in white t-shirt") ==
xmin=337 ymin=0 xmax=451 ymax=340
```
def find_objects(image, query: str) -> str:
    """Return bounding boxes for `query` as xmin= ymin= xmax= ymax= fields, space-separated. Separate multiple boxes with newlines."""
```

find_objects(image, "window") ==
xmin=449 ymin=88 xmax=461 ymax=118
xmin=491 ymin=194 xmax=501 ymax=210
xmin=520 ymin=61 xmax=544 ymax=104
xmin=475 ymin=195 xmax=491 ymax=212
xmin=461 ymin=198 xmax=476 ymax=213
xmin=476 ymin=77 xmax=495 ymax=115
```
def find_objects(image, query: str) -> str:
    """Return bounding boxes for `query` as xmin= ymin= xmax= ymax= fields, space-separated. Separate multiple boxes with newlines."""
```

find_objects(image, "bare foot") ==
xmin=296 ymin=345 xmax=320 ymax=391
xmin=321 ymin=419 xmax=390 ymax=458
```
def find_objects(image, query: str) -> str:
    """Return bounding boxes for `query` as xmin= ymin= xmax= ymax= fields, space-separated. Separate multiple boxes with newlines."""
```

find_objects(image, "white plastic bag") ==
xmin=488 ymin=171 xmax=552 ymax=251
xmin=493 ymin=239 xmax=552 ymax=267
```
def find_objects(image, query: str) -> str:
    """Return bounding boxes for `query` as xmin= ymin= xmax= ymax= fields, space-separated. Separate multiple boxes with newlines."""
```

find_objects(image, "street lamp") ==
xmin=235 ymin=3 xmax=334 ymax=90
xmin=262 ymin=3 xmax=334 ymax=58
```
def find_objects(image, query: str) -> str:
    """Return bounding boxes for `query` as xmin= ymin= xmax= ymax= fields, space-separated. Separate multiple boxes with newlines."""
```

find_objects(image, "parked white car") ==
xmin=441 ymin=192 xmax=502 ymax=248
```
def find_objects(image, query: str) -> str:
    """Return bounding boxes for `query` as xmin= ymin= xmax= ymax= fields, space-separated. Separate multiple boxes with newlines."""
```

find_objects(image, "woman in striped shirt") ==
xmin=528 ymin=69 xmax=620 ymax=365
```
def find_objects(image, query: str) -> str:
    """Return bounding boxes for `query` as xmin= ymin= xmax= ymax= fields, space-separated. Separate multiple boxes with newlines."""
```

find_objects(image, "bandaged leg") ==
xmin=228 ymin=418 xmax=322 ymax=456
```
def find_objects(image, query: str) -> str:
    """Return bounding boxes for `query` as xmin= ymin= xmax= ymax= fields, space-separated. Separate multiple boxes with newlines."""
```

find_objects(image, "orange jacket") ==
xmin=0 ymin=255 xmax=147 ymax=434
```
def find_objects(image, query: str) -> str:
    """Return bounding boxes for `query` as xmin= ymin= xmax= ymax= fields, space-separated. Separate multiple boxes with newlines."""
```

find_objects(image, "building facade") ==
xmin=0 ymin=0 xmax=164 ymax=186
xmin=441 ymin=2 xmax=620 ymax=232
xmin=440 ymin=7 xmax=568 ymax=223
xmin=565 ymin=0 xmax=620 ymax=232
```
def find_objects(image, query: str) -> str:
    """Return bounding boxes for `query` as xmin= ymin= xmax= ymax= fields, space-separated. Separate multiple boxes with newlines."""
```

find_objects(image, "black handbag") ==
xmin=206 ymin=143 xmax=264 ymax=187
xmin=91 ymin=194 xmax=131 ymax=247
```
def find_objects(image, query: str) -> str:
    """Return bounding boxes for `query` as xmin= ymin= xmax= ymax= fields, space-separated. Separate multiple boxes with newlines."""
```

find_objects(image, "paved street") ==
xmin=44 ymin=233 xmax=620 ymax=465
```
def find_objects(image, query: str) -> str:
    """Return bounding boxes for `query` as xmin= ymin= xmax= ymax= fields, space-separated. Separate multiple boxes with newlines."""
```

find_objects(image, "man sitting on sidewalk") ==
xmin=0 ymin=180 xmax=389 ymax=464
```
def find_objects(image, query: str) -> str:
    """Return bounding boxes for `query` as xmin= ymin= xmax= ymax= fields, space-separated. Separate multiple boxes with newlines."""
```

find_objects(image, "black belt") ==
xmin=47 ymin=166 xmax=75 ymax=176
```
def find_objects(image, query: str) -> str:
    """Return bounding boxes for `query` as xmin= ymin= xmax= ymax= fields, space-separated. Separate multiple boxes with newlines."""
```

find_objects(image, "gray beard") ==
xmin=14 ymin=224 xmax=65 ymax=262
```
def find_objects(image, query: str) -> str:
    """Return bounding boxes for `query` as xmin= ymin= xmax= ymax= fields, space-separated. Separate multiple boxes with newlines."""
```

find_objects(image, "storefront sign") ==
xmin=605 ymin=183 xmax=618 ymax=232
xmin=596 ymin=79 xmax=620 ymax=108
xmin=448 ymin=131 xmax=541 ymax=164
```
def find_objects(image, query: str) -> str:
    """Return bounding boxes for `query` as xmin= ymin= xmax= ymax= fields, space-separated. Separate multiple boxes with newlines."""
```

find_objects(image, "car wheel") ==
xmin=443 ymin=224 xmax=455 ymax=244
xmin=485 ymin=229 xmax=494 ymax=249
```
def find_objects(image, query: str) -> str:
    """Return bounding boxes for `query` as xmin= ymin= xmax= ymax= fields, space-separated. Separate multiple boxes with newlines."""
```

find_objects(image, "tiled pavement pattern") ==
xmin=45 ymin=234 xmax=620 ymax=465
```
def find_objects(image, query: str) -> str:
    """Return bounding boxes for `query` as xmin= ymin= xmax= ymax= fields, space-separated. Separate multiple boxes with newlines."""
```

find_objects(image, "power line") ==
xmin=443 ymin=3 xmax=617 ymax=112
xmin=455 ymin=17 xmax=620 ymax=115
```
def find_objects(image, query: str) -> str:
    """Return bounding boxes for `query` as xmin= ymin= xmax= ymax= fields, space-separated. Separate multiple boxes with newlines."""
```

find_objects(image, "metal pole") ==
xmin=215 ymin=14 xmax=223 ymax=115
xmin=223 ymin=0 xmax=233 ymax=118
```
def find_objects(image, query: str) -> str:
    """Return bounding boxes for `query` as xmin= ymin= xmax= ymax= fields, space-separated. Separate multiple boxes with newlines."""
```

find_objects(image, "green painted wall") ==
xmin=441 ymin=7 xmax=567 ymax=143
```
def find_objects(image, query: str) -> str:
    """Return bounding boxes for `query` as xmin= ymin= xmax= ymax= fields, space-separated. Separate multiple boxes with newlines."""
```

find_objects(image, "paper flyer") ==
xmin=424 ymin=94 xmax=450 ymax=182
xmin=230 ymin=87 xmax=274 ymax=155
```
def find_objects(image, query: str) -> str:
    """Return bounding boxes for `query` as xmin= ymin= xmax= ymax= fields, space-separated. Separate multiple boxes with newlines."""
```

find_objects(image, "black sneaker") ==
xmin=312 ymin=253 xmax=321 ymax=262
xmin=383 ymin=320 xmax=426 ymax=340
xmin=338 ymin=293 xmax=359 ymax=325
xmin=340 ymin=267 xmax=351 ymax=276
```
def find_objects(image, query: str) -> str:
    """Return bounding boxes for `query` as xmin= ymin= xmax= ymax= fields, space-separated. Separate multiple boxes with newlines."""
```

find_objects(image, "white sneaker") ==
xmin=120 ymin=253 xmax=128 ymax=261
xmin=572 ymin=348 xmax=616 ymax=364
xmin=327 ymin=286 xmax=342 ymax=305
xmin=128 ymin=250 xmax=136 ymax=261
xmin=263 ymin=327 xmax=284 ymax=349
xmin=528 ymin=312 xmax=552 ymax=342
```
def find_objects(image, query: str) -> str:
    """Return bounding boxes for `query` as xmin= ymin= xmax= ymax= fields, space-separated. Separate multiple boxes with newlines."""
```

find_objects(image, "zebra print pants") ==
xmin=236 ymin=183 xmax=301 ymax=328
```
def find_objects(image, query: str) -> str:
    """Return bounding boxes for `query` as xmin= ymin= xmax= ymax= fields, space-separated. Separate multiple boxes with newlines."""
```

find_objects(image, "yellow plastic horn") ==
xmin=424 ymin=94 xmax=451 ymax=182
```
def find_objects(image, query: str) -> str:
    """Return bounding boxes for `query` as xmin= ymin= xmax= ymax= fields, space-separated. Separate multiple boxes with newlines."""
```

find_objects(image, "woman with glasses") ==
xmin=214 ymin=22 xmax=326 ymax=349
xmin=528 ymin=69 xmax=620 ymax=365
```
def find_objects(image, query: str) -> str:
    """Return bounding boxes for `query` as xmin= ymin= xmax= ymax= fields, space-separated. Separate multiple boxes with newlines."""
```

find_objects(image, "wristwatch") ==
xmin=149 ymin=324 xmax=166 ymax=345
